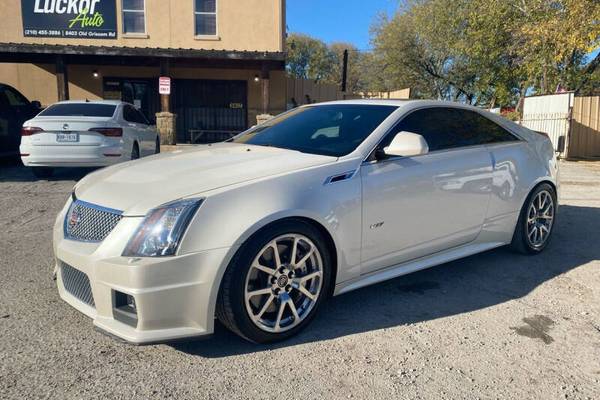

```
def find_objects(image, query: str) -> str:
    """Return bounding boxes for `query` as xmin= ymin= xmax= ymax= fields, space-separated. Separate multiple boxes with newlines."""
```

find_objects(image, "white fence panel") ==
xmin=522 ymin=93 xmax=574 ymax=154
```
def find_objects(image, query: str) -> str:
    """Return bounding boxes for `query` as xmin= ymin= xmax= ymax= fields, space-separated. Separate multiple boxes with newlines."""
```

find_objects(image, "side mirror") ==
xmin=384 ymin=131 xmax=429 ymax=157
xmin=31 ymin=100 xmax=42 ymax=109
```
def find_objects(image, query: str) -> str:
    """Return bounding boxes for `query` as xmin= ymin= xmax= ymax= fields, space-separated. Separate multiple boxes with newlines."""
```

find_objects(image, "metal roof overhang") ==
xmin=0 ymin=42 xmax=286 ymax=70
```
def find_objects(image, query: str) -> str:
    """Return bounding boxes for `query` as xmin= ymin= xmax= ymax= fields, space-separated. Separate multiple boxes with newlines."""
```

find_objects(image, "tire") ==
xmin=131 ymin=143 xmax=140 ymax=160
xmin=31 ymin=167 xmax=54 ymax=179
xmin=216 ymin=220 xmax=332 ymax=343
xmin=510 ymin=183 xmax=557 ymax=255
xmin=155 ymin=137 xmax=160 ymax=154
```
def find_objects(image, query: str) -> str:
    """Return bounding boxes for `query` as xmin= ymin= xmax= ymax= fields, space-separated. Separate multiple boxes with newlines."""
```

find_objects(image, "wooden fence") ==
xmin=285 ymin=78 xmax=346 ymax=108
xmin=568 ymin=96 xmax=600 ymax=159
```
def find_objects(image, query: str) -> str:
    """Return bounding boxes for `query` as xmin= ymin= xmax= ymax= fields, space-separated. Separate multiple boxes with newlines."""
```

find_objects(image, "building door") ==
xmin=173 ymin=79 xmax=248 ymax=143
xmin=103 ymin=78 xmax=160 ymax=124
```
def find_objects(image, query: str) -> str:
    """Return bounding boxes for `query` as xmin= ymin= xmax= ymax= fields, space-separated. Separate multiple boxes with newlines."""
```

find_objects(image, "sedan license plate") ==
xmin=56 ymin=132 xmax=79 ymax=143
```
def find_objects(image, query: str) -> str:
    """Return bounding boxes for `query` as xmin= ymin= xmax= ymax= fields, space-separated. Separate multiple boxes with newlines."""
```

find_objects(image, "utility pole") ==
xmin=341 ymin=49 xmax=349 ymax=94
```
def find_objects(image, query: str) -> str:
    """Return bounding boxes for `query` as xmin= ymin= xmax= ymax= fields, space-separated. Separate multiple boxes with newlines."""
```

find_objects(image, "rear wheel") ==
xmin=31 ymin=167 xmax=54 ymax=179
xmin=216 ymin=220 xmax=332 ymax=343
xmin=131 ymin=143 xmax=140 ymax=160
xmin=510 ymin=183 xmax=556 ymax=254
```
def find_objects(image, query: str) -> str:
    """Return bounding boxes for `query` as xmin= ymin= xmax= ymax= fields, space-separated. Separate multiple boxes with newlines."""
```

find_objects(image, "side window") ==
xmin=123 ymin=106 xmax=137 ymax=123
xmin=394 ymin=108 xmax=468 ymax=152
xmin=380 ymin=107 xmax=518 ymax=155
xmin=134 ymin=108 xmax=149 ymax=125
xmin=463 ymin=111 xmax=519 ymax=144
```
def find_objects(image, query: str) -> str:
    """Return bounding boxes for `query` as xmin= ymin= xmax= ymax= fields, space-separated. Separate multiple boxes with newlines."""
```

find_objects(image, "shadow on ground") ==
xmin=172 ymin=203 xmax=599 ymax=358
xmin=0 ymin=159 xmax=95 ymax=182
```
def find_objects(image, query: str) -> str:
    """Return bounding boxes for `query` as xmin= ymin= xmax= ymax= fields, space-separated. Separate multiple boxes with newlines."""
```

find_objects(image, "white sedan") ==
xmin=53 ymin=100 xmax=559 ymax=344
xmin=20 ymin=100 xmax=160 ymax=178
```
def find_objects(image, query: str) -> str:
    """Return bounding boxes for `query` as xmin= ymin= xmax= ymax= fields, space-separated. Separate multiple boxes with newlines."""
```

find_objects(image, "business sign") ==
xmin=21 ymin=0 xmax=117 ymax=39
xmin=159 ymin=77 xmax=171 ymax=95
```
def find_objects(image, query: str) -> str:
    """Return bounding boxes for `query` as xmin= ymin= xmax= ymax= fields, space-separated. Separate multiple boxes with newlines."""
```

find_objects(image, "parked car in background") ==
xmin=53 ymin=100 xmax=559 ymax=344
xmin=20 ymin=100 xmax=160 ymax=178
xmin=0 ymin=83 xmax=41 ymax=159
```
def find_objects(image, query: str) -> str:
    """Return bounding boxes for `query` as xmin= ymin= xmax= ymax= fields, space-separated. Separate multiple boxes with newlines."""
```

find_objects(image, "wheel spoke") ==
xmin=252 ymin=263 xmax=277 ymax=276
xmin=299 ymin=271 xmax=322 ymax=284
xmin=246 ymin=288 xmax=271 ymax=300
xmin=528 ymin=226 xmax=538 ymax=239
xmin=271 ymin=241 xmax=282 ymax=269
xmin=255 ymin=294 xmax=275 ymax=320
xmin=288 ymin=299 xmax=300 ymax=322
xmin=274 ymin=300 xmax=286 ymax=332
xmin=295 ymin=245 xmax=315 ymax=268
xmin=290 ymin=237 xmax=299 ymax=266
xmin=294 ymin=283 xmax=316 ymax=300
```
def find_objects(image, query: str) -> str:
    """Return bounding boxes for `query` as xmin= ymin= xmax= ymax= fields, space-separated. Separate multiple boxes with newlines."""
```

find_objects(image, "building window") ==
xmin=195 ymin=0 xmax=217 ymax=36
xmin=122 ymin=0 xmax=146 ymax=34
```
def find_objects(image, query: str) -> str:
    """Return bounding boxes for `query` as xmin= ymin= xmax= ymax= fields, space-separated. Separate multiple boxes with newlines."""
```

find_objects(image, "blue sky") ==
xmin=286 ymin=0 xmax=400 ymax=49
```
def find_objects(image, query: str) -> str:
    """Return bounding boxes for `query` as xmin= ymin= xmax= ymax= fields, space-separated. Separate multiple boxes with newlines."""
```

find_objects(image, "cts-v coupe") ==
xmin=53 ymin=100 xmax=559 ymax=343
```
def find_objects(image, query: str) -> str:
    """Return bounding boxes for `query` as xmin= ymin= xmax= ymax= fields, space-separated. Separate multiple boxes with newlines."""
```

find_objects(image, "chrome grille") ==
xmin=61 ymin=263 xmax=95 ymax=308
xmin=64 ymin=200 xmax=123 ymax=242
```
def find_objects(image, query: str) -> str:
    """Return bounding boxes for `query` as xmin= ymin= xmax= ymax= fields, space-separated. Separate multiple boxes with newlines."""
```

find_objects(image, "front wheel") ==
xmin=131 ymin=143 xmax=140 ymax=160
xmin=216 ymin=220 xmax=332 ymax=343
xmin=510 ymin=183 xmax=557 ymax=254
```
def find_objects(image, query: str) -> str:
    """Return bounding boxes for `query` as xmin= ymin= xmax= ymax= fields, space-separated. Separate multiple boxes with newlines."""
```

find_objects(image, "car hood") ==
xmin=75 ymin=143 xmax=336 ymax=216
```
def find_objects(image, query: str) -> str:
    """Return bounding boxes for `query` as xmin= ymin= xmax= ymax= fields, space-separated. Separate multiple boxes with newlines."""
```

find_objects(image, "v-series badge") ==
xmin=32 ymin=0 xmax=102 ymax=15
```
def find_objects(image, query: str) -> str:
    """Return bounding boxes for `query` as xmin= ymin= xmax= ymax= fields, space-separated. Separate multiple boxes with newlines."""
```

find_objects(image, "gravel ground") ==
xmin=1 ymin=159 xmax=599 ymax=400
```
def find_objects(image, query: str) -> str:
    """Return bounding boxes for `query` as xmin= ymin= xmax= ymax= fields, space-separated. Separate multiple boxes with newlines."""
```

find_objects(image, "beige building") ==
xmin=0 ymin=0 xmax=287 ymax=143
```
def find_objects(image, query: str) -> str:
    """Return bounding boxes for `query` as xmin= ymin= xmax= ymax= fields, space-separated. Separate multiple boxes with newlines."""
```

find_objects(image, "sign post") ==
xmin=159 ymin=76 xmax=171 ymax=112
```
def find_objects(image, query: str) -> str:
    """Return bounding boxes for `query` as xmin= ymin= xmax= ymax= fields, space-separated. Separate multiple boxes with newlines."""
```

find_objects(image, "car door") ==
xmin=360 ymin=107 xmax=494 ymax=274
xmin=133 ymin=107 xmax=156 ymax=154
xmin=122 ymin=104 xmax=146 ymax=155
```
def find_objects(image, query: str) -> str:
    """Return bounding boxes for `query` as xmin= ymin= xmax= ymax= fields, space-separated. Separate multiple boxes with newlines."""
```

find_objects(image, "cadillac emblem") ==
xmin=68 ymin=207 xmax=82 ymax=230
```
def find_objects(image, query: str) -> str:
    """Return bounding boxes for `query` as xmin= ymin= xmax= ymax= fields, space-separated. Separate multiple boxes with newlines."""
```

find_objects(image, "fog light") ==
xmin=113 ymin=290 xmax=138 ymax=328
xmin=126 ymin=294 xmax=136 ymax=311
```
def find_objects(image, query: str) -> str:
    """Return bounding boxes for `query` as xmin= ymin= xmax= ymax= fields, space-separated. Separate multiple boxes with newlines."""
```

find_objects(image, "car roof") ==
xmin=52 ymin=100 xmax=124 ymax=106
xmin=310 ymin=99 xmax=486 ymax=109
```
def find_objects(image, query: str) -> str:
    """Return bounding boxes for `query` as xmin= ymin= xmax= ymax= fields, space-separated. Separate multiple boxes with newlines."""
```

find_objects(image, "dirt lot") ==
xmin=1 ymin=160 xmax=599 ymax=400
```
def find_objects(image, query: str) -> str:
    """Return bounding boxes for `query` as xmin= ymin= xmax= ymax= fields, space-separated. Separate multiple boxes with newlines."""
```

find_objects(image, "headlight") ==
xmin=122 ymin=199 xmax=203 ymax=257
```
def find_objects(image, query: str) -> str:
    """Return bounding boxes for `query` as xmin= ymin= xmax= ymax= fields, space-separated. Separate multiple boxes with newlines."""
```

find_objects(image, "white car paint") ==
xmin=20 ymin=100 xmax=159 ymax=168
xmin=52 ymin=99 xmax=559 ymax=343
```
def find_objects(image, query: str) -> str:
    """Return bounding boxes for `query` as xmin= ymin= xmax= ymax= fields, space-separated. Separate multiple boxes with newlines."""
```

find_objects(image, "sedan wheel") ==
xmin=131 ymin=143 xmax=140 ymax=160
xmin=511 ymin=183 xmax=557 ymax=254
xmin=244 ymin=234 xmax=323 ymax=333
xmin=217 ymin=220 xmax=331 ymax=343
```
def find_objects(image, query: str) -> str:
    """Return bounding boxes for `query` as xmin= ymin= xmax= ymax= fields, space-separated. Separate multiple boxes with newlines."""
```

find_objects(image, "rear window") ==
xmin=39 ymin=104 xmax=116 ymax=117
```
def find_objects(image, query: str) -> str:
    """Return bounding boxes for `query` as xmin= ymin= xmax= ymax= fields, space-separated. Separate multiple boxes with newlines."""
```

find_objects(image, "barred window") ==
xmin=195 ymin=0 xmax=217 ymax=36
xmin=123 ymin=0 xmax=145 ymax=34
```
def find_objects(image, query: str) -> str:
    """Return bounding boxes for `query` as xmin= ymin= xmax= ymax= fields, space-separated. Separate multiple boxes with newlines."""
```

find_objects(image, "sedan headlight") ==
xmin=123 ymin=199 xmax=203 ymax=257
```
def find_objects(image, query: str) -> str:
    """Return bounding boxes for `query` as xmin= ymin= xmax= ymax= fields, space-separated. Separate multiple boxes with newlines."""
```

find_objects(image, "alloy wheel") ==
xmin=526 ymin=189 xmax=555 ymax=249
xmin=244 ymin=234 xmax=323 ymax=333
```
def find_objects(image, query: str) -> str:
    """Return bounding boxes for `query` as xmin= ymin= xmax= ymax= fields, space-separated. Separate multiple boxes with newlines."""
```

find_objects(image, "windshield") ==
xmin=232 ymin=104 xmax=397 ymax=157
xmin=39 ymin=103 xmax=117 ymax=118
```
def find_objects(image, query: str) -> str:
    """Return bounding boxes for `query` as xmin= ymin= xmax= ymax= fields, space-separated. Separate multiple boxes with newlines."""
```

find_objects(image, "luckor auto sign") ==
xmin=21 ymin=0 xmax=117 ymax=39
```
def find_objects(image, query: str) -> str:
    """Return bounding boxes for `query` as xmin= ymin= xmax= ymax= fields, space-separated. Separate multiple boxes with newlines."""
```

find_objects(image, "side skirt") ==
xmin=333 ymin=241 xmax=506 ymax=296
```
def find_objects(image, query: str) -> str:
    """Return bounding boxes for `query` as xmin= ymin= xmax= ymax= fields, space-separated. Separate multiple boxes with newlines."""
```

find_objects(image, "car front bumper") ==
xmin=53 ymin=209 xmax=232 ymax=344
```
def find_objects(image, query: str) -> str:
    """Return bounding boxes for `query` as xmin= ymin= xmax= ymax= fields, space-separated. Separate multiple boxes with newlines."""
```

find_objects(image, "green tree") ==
xmin=286 ymin=33 xmax=335 ymax=82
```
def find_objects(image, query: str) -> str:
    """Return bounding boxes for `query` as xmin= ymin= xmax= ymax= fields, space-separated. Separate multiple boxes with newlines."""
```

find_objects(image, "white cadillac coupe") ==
xmin=53 ymin=100 xmax=559 ymax=344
